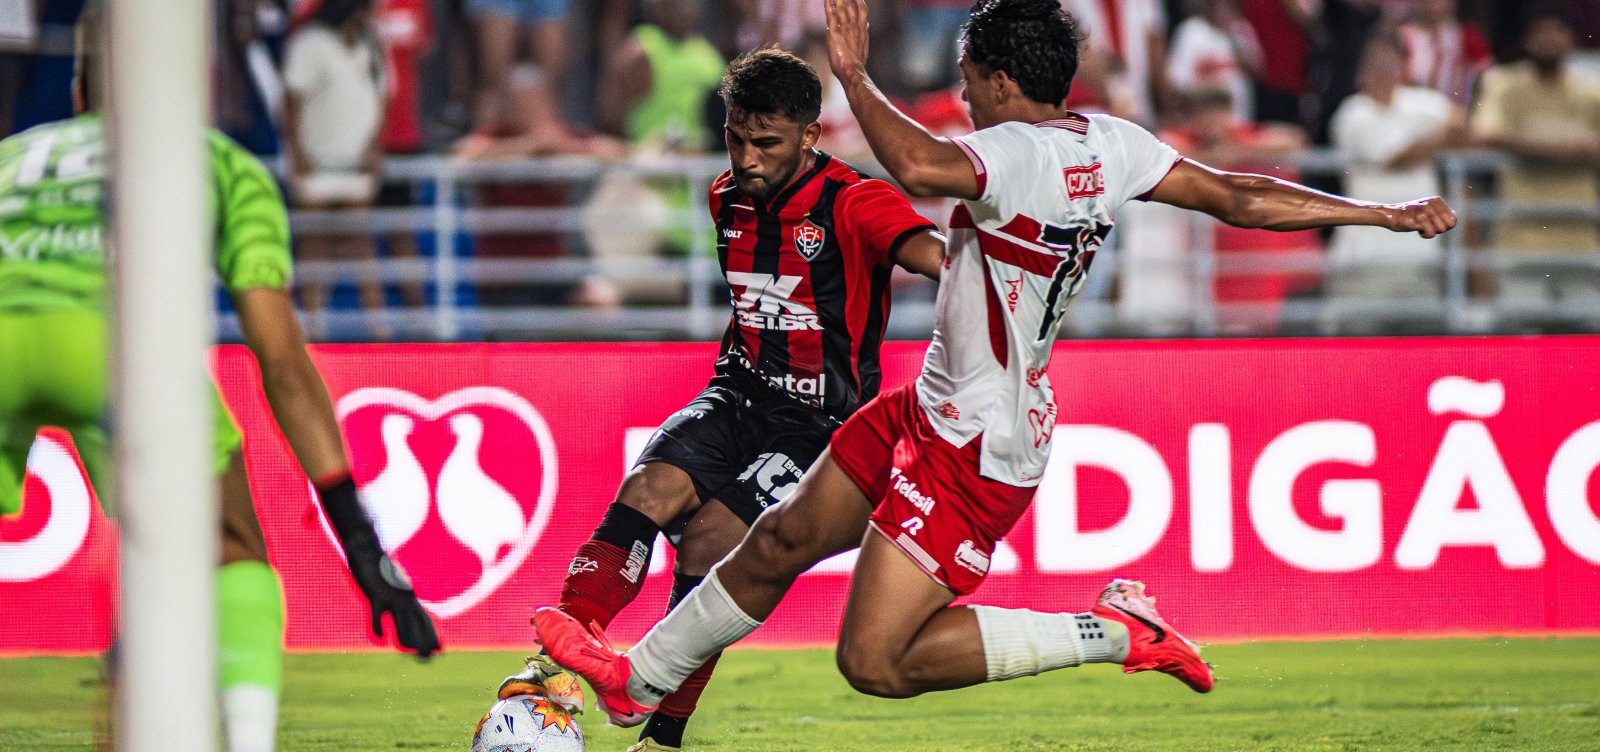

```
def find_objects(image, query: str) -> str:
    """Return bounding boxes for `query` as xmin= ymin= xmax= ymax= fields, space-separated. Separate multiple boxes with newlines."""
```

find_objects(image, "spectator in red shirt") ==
xmin=374 ymin=0 xmax=431 ymax=155
xmin=1243 ymin=0 xmax=1316 ymax=124
xmin=373 ymin=0 xmax=430 ymax=316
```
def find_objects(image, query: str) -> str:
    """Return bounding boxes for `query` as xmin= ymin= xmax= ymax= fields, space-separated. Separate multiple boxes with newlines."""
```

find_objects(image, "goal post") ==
xmin=107 ymin=0 xmax=217 ymax=749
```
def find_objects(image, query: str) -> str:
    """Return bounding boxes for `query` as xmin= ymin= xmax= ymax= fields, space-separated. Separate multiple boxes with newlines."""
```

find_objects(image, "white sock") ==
xmin=970 ymin=606 xmax=1130 ymax=682
xmin=627 ymin=570 xmax=761 ymax=704
xmin=221 ymin=684 xmax=278 ymax=752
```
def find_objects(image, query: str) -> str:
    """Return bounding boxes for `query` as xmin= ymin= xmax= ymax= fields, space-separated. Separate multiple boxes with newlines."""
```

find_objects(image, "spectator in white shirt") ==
xmin=282 ymin=0 xmax=389 ymax=340
xmin=1327 ymin=35 xmax=1461 ymax=333
xmin=1167 ymin=0 xmax=1263 ymax=123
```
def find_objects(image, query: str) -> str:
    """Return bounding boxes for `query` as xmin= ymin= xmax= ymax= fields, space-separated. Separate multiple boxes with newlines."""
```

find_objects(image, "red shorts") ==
xmin=830 ymin=384 xmax=1033 ymax=595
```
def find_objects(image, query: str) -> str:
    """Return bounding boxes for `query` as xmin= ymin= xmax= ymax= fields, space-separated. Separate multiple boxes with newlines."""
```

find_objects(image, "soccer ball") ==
xmin=471 ymin=693 xmax=585 ymax=752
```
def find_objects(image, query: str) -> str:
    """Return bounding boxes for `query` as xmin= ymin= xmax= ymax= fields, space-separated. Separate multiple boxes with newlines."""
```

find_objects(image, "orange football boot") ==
xmin=1091 ymin=579 xmax=1214 ymax=693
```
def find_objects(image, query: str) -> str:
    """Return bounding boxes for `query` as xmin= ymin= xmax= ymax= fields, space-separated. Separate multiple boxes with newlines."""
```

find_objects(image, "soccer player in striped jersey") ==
xmin=0 ymin=9 xmax=438 ymax=750
xmin=534 ymin=0 xmax=1456 ymax=726
xmin=504 ymin=48 xmax=946 ymax=751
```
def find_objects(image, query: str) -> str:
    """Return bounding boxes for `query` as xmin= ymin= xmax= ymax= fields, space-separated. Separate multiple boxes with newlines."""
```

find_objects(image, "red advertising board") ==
xmin=4 ymin=339 xmax=1600 ymax=655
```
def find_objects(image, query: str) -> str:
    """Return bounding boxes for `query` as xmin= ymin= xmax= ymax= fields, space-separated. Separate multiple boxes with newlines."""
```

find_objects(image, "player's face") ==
xmin=724 ymin=108 xmax=819 ymax=200
xmin=957 ymin=53 xmax=999 ymax=129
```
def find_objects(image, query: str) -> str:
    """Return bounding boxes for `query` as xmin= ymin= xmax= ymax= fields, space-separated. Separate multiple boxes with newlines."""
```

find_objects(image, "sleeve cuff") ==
xmin=886 ymin=224 xmax=940 ymax=267
xmin=1135 ymin=156 xmax=1187 ymax=202
xmin=953 ymin=137 xmax=988 ymax=199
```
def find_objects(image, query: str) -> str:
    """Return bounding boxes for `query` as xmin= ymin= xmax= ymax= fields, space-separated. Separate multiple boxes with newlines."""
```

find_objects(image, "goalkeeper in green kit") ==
xmin=0 ymin=8 xmax=438 ymax=751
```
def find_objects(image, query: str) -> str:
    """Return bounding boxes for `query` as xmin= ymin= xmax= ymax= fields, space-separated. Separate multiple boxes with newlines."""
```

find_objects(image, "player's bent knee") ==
xmin=745 ymin=504 xmax=823 ymax=578
xmin=835 ymin=644 xmax=919 ymax=699
xmin=615 ymin=464 xmax=699 ymax=526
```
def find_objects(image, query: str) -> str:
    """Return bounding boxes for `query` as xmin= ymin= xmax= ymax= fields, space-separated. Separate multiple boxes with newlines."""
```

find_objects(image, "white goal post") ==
xmin=108 ymin=0 xmax=217 ymax=749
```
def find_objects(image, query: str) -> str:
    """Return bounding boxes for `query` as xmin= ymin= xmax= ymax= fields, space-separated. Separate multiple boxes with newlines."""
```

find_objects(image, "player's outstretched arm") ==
xmin=234 ymin=288 xmax=441 ymax=659
xmin=1149 ymin=158 xmax=1457 ymax=238
xmin=825 ymin=0 xmax=979 ymax=199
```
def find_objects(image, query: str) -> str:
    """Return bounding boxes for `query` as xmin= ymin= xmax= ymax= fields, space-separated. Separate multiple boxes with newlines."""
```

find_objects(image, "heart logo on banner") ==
xmin=0 ymin=435 xmax=92 ymax=583
xmin=335 ymin=387 xmax=559 ymax=618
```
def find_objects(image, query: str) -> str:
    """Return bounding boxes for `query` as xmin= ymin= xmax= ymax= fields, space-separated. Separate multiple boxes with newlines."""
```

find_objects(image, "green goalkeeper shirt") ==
xmin=0 ymin=112 xmax=293 ymax=312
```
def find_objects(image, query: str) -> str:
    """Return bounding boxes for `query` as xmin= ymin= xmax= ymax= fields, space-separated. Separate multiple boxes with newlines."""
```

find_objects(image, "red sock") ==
xmin=557 ymin=503 xmax=660 ymax=630
xmin=657 ymin=651 xmax=721 ymax=718
xmin=558 ymin=540 xmax=649 ymax=630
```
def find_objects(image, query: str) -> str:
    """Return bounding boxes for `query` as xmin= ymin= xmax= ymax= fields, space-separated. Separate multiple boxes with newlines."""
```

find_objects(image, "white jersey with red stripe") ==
xmin=916 ymin=113 xmax=1179 ymax=486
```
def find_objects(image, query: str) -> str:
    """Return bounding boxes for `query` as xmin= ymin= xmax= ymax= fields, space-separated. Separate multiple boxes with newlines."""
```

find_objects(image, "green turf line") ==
xmin=4 ymin=637 xmax=1598 ymax=751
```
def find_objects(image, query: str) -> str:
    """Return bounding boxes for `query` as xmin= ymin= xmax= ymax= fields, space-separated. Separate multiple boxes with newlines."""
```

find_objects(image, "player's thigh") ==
xmin=219 ymin=451 xmax=268 ymax=565
xmin=836 ymin=529 xmax=959 ymax=681
xmin=37 ymin=309 xmax=107 ymax=420
xmin=627 ymin=386 xmax=746 ymax=526
xmin=711 ymin=403 xmax=834 ymax=536
xmin=740 ymin=450 xmax=874 ymax=574
xmin=0 ymin=308 xmax=107 ymax=423
xmin=673 ymin=499 xmax=748 ymax=576
xmin=614 ymin=461 xmax=700 ymax=528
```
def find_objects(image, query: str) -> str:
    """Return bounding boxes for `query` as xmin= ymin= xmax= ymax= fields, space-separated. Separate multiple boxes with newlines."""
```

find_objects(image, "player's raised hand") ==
xmin=1386 ymin=196 xmax=1457 ymax=239
xmin=825 ymin=0 xmax=871 ymax=79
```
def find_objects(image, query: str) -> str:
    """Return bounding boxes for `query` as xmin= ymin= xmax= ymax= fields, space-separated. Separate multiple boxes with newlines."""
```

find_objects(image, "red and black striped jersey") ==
xmin=711 ymin=151 xmax=936 ymax=422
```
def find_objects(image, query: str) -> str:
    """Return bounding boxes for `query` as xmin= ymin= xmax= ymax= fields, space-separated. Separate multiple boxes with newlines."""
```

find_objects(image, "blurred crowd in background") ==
xmin=2 ymin=0 xmax=1599 ymax=340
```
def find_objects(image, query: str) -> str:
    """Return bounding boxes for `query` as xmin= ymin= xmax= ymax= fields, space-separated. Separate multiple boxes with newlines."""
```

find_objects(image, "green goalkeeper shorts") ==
xmin=0 ymin=307 xmax=243 ymax=516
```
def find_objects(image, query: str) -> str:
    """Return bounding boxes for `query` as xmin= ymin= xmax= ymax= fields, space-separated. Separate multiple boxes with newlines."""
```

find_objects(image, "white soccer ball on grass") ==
xmin=471 ymin=692 xmax=585 ymax=752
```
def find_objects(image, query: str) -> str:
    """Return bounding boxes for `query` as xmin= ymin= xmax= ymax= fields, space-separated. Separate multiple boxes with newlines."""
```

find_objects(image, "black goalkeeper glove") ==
xmin=317 ymin=476 xmax=441 ymax=659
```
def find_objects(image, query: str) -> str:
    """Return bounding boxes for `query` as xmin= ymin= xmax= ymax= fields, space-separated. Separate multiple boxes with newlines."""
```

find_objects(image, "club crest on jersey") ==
xmin=1063 ymin=162 xmax=1105 ymax=200
xmin=794 ymin=219 xmax=826 ymax=261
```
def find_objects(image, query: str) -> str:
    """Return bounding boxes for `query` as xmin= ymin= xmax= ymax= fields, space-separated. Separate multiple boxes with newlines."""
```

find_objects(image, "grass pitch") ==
xmin=3 ymin=637 xmax=1598 ymax=751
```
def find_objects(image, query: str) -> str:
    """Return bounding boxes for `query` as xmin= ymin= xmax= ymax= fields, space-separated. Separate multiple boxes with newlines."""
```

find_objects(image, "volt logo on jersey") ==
xmin=727 ymin=271 xmax=822 ymax=330
xmin=793 ymin=219 xmax=826 ymax=261
xmin=332 ymin=387 xmax=559 ymax=618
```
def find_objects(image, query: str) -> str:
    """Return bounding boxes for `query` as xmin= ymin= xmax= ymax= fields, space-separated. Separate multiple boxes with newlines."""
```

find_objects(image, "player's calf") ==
xmin=558 ymin=502 xmax=663 ymax=630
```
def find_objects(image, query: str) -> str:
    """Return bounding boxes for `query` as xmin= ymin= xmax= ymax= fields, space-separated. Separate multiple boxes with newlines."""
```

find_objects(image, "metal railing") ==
xmin=222 ymin=148 xmax=1600 ymax=342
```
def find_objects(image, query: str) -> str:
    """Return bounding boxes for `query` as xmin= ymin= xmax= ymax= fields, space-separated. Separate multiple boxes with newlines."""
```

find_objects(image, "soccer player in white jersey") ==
xmin=536 ymin=0 xmax=1457 ymax=725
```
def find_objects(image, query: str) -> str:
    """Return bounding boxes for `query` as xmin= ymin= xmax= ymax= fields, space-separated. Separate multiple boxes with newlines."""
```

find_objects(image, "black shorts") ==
xmin=636 ymin=373 xmax=841 ymax=529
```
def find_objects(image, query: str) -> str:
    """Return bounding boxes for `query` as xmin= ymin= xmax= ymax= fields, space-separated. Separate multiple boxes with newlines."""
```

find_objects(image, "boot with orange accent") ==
xmin=497 ymin=653 xmax=586 ymax=714
xmin=532 ymin=607 xmax=658 ymax=727
xmin=1090 ymin=579 xmax=1214 ymax=693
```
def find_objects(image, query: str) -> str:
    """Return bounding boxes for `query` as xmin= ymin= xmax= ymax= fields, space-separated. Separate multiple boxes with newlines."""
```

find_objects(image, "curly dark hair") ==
xmin=718 ymin=47 xmax=823 ymax=124
xmin=962 ymin=0 xmax=1082 ymax=105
